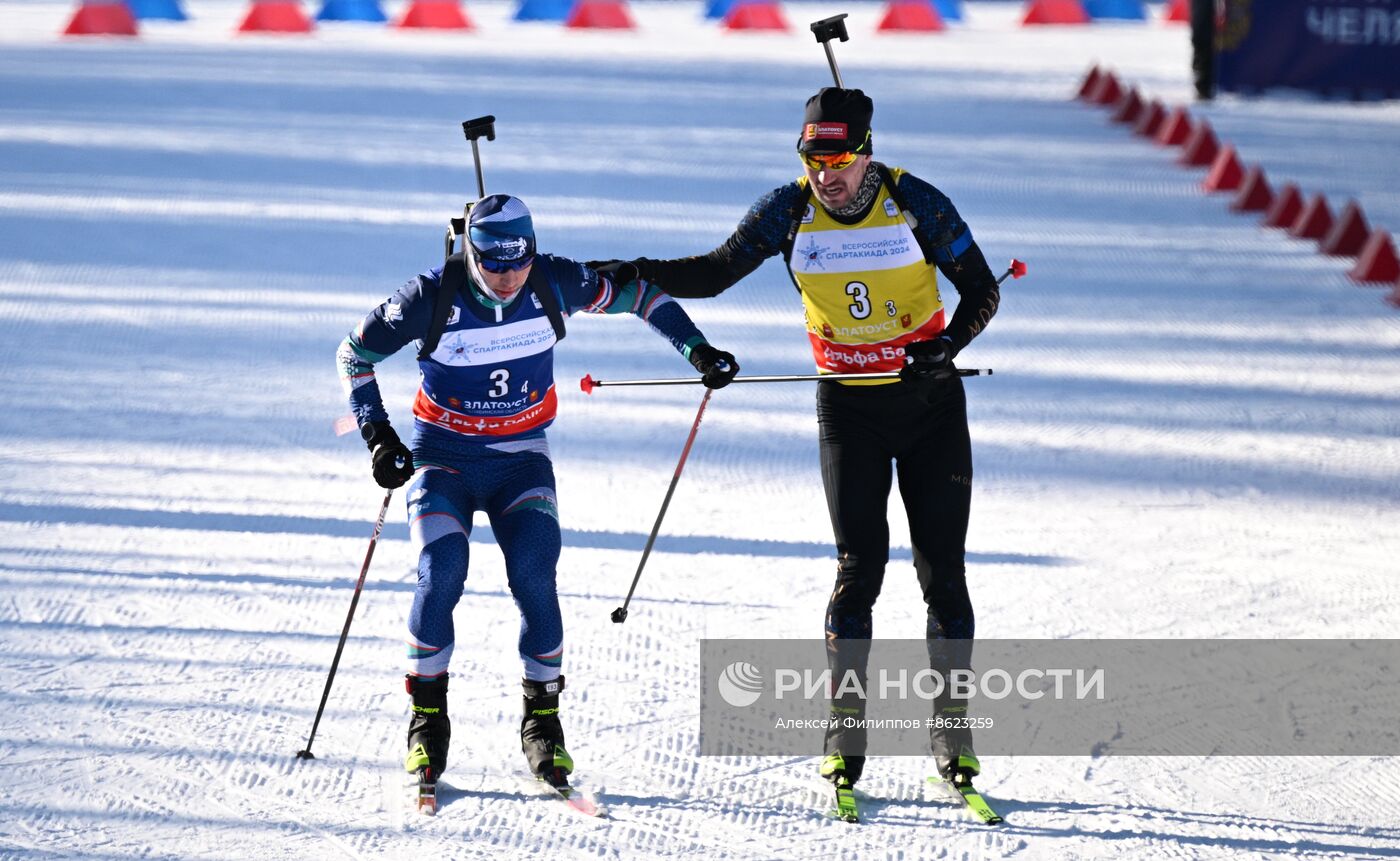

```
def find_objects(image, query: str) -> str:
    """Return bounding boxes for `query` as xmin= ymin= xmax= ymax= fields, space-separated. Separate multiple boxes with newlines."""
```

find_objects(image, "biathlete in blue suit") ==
xmin=336 ymin=193 xmax=739 ymax=790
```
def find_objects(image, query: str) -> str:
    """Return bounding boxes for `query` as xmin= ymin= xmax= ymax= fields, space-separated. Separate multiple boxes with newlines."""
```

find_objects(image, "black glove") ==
xmin=586 ymin=259 xmax=640 ymax=288
xmin=688 ymin=343 xmax=740 ymax=389
xmin=360 ymin=421 xmax=415 ymax=489
xmin=900 ymin=337 xmax=957 ymax=382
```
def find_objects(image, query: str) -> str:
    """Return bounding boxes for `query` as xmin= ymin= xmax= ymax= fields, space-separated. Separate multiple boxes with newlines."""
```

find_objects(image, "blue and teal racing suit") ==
xmin=337 ymin=253 xmax=714 ymax=682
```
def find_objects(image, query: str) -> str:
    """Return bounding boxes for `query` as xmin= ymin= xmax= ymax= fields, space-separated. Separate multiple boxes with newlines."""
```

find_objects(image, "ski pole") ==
xmin=296 ymin=489 xmax=394 ymax=761
xmin=810 ymin=14 xmax=850 ymax=87
xmin=998 ymin=258 xmax=1029 ymax=284
xmin=584 ymin=261 xmax=1027 ymax=391
xmin=582 ymin=368 xmax=988 ymax=392
xmin=611 ymin=389 xmax=712 ymax=624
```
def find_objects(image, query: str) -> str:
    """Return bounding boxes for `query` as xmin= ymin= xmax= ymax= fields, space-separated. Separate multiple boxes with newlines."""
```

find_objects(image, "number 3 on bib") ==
xmin=845 ymin=281 xmax=871 ymax=320
xmin=489 ymin=368 xmax=510 ymax=397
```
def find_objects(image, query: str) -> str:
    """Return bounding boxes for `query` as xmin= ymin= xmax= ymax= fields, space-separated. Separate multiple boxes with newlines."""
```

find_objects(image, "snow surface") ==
xmin=2 ymin=1 xmax=1400 ymax=858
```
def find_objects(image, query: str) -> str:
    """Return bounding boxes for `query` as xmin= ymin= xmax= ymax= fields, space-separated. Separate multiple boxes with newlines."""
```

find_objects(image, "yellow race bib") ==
xmin=789 ymin=169 xmax=944 ymax=385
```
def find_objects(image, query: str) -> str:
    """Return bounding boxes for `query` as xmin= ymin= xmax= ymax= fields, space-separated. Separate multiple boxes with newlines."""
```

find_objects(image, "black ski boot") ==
xmin=521 ymin=676 xmax=573 ymax=788
xmin=404 ymin=674 xmax=450 ymax=814
xmin=930 ymin=701 xmax=978 ymax=785
xmin=820 ymin=679 xmax=867 ymax=824
xmin=927 ymin=638 xmax=978 ymax=785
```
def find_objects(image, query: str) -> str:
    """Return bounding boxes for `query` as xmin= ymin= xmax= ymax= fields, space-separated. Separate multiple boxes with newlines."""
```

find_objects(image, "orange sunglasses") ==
xmin=798 ymin=130 xmax=870 ymax=172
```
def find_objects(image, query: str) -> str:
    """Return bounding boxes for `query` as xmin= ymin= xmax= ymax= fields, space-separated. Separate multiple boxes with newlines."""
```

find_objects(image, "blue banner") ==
xmin=1217 ymin=0 xmax=1400 ymax=98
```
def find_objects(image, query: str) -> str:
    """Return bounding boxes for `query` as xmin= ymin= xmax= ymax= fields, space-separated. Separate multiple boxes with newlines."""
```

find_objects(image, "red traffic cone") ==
xmin=1133 ymin=99 xmax=1166 ymax=137
xmin=1164 ymin=0 xmax=1188 ymax=22
xmin=1349 ymin=231 xmax=1400 ymax=284
xmin=63 ymin=2 xmax=139 ymax=35
xmin=1076 ymin=64 xmax=1102 ymax=100
xmin=1320 ymin=200 xmax=1371 ymax=257
xmin=1156 ymin=106 xmax=1192 ymax=146
xmin=723 ymin=1 xmax=789 ymax=30
xmin=877 ymin=0 xmax=945 ymax=32
xmin=1263 ymin=183 xmax=1303 ymax=228
xmin=1202 ymin=145 xmax=1243 ymax=192
xmin=238 ymin=0 xmax=314 ymax=31
xmin=1179 ymin=119 xmax=1218 ymax=166
xmin=1089 ymin=71 xmax=1123 ymax=106
xmin=1289 ymin=194 xmax=1333 ymax=240
xmin=1229 ymin=166 xmax=1272 ymax=212
xmin=1110 ymin=88 xmax=1143 ymax=124
xmin=396 ymin=0 xmax=472 ymax=27
xmin=566 ymin=0 xmax=635 ymax=28
xmin=1023 ymin=0 xmax=1089 ymax=24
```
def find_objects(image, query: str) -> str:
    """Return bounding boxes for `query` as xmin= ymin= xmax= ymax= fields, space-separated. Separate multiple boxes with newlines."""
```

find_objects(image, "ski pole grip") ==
xmin=810 ymin=13 xmax=848 ymax=43
xmin=462 ymin=115 xmax=496 ymax=143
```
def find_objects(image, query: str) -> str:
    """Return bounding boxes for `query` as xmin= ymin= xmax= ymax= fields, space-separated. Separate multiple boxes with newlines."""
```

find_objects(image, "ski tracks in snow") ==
xmin=4 ymin=2 xmax=1400 ymax=859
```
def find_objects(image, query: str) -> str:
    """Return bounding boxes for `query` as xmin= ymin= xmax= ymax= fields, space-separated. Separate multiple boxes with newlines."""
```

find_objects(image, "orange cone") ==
xmin=1348 ymin=231 xmax=1400 ymax=284
xmin=1229 ymin=166 xmax=1272 ymax=212
xmin=723 ymin=1 xmax=789 ymax=30
xmin=877 ymin=0 xmax=945 ymax=32
xmin=1089 ymin=71 xmax=1122 ymax=106
xmin=1110 ymin=88 xmax=1143 ymax=124
xmin=1022 ymin=0 xmax=1089 ymax=24
xmin=1178 ymin=119 xmax=1218 ymax=166
xmin=1320 ymin=200 xmax=1371 ymax=257
xmin=63 ymin=2 xmax=139 ymax=35
xmin=396 ymin=0 xmax=472 ymax=27
xmin=1289 ymin=194 xmax=1333 ymax=240
xmin=1202 ymin=146 xmax=1243 ymax=192
xmin=1263 ymin=183 xmax=1302 ymax=228
xmin=566 ymin=0 xmax=635 ymax=28
xmin=1156 ymin=107 xmax=1192 ymax=146
xmin=1133 ymin=100 xmax=1166 ymax=137
xmin=238 ymin=0 xmax=314 ymax=31
xmin=1076 ymin=64 xmax=1102 ymax=100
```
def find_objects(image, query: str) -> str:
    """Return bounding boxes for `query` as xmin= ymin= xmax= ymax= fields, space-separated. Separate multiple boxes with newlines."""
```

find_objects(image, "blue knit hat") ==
xmin=468 ymin=194 xmax=535 ymax=263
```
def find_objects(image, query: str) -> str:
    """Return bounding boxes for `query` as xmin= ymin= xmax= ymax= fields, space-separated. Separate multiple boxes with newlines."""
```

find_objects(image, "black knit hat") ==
xmin=797 ymin=87 xmax=874 ymax=154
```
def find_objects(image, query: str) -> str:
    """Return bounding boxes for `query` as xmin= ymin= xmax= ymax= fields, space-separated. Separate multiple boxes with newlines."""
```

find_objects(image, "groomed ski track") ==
xmin=2 ymin=2 xmax=1399 ymax=858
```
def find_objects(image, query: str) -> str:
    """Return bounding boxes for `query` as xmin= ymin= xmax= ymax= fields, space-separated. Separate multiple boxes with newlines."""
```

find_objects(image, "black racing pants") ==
xmin=817 ymin=377 xmax=976 ymax=773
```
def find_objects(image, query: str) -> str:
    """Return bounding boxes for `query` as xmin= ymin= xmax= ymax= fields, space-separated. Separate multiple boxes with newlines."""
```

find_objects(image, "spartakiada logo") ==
xmin=797 ymin=238 xmax=827 ymax=270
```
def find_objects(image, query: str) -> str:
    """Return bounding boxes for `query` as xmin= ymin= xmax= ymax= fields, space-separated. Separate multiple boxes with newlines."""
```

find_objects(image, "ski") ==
xmin=412 ymin=768 xmax=438 ymax=816
xmin=536 ymin=768 xmax=605 ymax=818
xmin=829 ymin=777 xmax=860 ymax=823
xmin=927 ymin=775 xmax=1004 ymax=825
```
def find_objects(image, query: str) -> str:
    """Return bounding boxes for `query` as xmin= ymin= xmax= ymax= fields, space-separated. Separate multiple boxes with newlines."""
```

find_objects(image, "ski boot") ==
xmin=521 ymin=676 xmax=573 ymax=791
xmin=819 ymin=752 xmax=862 ymax=823
xmin=404 ymin=673 xmax=450 ymax=815
xmin=936 ymin=749 xmax=981 ymax=787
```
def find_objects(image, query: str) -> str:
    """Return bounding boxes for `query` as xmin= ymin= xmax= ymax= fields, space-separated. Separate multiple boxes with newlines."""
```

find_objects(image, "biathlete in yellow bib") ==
xmin=590 ymin=87 xmax=1002 ymax=793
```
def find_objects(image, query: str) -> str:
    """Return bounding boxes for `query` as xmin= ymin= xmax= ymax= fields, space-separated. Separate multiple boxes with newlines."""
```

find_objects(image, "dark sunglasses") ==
xmin=477 ymin=253 xmax=534 ymax=274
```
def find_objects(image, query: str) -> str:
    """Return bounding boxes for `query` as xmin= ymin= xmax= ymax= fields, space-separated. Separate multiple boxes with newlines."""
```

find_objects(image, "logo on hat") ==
xmin=804 ymin=122 xmax=849 ymax=141
xmin=487 ymin=236 xmax=530 ymax=260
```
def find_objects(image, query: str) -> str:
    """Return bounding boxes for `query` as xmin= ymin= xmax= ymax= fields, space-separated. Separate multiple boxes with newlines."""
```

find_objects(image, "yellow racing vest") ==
xmin=789 ymin=169 xmax=944 ymax=386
